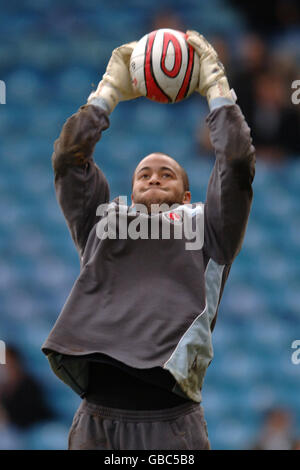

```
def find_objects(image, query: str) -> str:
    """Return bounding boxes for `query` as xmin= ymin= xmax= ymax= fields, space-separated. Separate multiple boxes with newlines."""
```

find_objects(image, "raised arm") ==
xmin=52 ymin=104 xmax=111 ymax=258
xmin=204 ymin=104 xmax=255 ymax=264
xmin=186 ymin=30 xmax=255 ymax=265
xmin=53 ymin=41 xmax=142 ymax=259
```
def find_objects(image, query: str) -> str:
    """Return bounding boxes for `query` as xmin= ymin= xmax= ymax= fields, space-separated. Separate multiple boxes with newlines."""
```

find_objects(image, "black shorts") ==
xmin=68 ymin=399 xmax=211 ymax=450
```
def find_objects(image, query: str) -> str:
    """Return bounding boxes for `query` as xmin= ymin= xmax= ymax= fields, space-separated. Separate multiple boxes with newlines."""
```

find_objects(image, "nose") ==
xmin=148 ymin=173 xmax=161 ymax=185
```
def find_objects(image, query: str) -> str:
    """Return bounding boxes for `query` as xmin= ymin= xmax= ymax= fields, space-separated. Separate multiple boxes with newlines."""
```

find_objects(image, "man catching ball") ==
xmin=42 ymin=30 xmax=256 ymax=450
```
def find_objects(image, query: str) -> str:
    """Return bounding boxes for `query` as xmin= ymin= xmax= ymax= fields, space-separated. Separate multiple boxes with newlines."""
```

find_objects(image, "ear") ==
xmin=130 ymin=193 xmax=135 ymax=207
xmin=183 ymin=191 xmax=191 ymax=204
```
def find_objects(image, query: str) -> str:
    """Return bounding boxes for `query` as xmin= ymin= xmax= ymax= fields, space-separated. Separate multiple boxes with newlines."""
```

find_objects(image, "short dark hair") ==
xmin=180 ymin=166 xmax=190 ymax=192
xmin=132 ymin=153 xmax=190 ymax=192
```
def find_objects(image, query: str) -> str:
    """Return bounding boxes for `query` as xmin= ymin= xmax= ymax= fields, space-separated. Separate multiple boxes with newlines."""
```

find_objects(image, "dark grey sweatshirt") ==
xmin=42 ymin=103 xmax=255 ymax=403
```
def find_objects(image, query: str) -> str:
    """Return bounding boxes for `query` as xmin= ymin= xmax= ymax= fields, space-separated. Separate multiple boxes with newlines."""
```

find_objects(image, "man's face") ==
xmin=131 ymin=153 xmax=191 ymax=213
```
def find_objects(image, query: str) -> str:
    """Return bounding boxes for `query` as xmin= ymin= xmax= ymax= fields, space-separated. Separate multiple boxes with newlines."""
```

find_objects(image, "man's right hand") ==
xmin=87 ymin=42 xmax=142 ymax=114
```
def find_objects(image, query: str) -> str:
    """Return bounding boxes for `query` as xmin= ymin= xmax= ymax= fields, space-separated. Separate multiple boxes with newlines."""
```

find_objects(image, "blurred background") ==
xmin=0 ymin=0 xmax=299 ymax=450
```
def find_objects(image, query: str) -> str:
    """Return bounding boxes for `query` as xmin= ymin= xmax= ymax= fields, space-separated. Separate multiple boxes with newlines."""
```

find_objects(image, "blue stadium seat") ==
xmin=0 ymin=424 xmax=26 ymax=450
xmin=24 ymin=421 xmax=70 ymax=450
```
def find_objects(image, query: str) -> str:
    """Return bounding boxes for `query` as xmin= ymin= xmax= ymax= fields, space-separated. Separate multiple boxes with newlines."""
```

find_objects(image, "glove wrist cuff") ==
xmin=87 ymin=83 xmax=121 ymax=113
xmin=206 ymin=76 xmax=232 ymax=105
xmin=87 ymin=97 xmax=111 ymax=114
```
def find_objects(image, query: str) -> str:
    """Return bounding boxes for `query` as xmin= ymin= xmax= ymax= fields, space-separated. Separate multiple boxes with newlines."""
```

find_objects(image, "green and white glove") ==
xmin=186 ymin=30 xmax=236 ymax=110
xmin=87 ymin=42 xmax=142 ymax=113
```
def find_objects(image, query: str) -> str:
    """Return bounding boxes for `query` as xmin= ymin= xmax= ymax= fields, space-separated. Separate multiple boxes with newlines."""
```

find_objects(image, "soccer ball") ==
xmin=130 ymin=28 xmax=200 ymax=104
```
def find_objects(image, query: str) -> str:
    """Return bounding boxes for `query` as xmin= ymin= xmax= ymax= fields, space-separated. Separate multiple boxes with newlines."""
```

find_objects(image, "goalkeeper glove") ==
xmin=87 ymin=42 xmax=142 ymax=113
xmin=186 ymin=30 xmax=236 ymax=109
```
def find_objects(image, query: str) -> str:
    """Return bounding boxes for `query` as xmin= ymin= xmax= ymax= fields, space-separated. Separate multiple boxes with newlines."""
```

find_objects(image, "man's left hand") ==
xmin=186 ymin=30 xmax=233 ymax=106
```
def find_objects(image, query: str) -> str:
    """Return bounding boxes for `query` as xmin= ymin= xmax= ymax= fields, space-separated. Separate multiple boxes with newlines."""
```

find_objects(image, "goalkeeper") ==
xmin=42 ymin=31 xmax=255 ymax=450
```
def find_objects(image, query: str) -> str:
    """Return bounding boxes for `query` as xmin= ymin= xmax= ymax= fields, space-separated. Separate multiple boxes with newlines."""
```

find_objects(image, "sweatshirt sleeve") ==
xmin=203 ymin=104 xmax=256 ymax=265
xmin=52 ymin=104 xmax=110 ymax=258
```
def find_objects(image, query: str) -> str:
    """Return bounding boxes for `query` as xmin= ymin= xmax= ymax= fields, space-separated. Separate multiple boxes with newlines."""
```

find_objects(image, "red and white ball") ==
xmin=130 ymin=28 xmax=199 ymax=104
